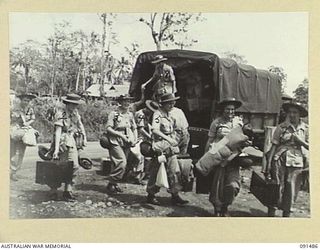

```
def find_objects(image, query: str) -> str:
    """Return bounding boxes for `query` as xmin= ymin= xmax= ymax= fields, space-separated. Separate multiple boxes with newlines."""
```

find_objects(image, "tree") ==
xmin=293 ymin=78 xmax=308 ymax=105
xmin=125 ymin=42 xmax=140 ymax=67
xmin=139 ymin=13 xmax=204 ymax=51
xmin=268 ymin=65 xmax=287 ymax=93
xmin=10 ymin=40 xmax=43 ymax=92
xmin=222 ymin=51 xmax=248 ymax=64
xmin=174 ymin=33 xmax=198 ymax=50
xmin=124 ymin=41 xmax=140 ymax=78
xmin=98 ymin=13 xmax=118 ymax=95
xmin=46 ymin=21 xmax=71 ymax=96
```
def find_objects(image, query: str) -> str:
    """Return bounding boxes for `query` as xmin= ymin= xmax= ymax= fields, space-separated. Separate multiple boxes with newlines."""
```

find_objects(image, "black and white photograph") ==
xmin=9 ymin=12 xmax=309 ymax=219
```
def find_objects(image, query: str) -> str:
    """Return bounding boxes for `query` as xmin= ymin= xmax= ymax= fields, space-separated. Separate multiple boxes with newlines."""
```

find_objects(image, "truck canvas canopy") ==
xmin=130 ymin=49 xmax=282 ymax=129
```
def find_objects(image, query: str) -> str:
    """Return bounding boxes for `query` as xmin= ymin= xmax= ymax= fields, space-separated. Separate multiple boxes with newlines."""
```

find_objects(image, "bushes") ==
xmin=31 ymin=97 xmax=117 ymax=143
xmin=79 ymin=100 xmax=117 ymax=141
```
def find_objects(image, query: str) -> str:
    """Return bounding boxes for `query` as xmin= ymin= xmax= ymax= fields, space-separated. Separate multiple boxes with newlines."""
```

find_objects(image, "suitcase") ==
xmin=100 ymin=158 xmax=112 ymax=176
xmin=182 ymin=177 xmax=194 ymax=192
xmin=35 ymin=161 xmax=74 ymax=186
xmin=195 ymin=169 xmax=214 ymax=194
xmin=250 ymin=170 xmax=280 ymax=207
xmin=187 ymin=127 xmax=209 ymax=161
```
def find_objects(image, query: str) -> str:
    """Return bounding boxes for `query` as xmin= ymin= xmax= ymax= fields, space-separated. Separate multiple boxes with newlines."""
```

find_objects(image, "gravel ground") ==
xmin=9 ymin=142 xmax=310 ymax=219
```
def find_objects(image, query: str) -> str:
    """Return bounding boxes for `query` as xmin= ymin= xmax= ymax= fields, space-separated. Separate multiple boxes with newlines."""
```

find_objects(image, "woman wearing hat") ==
xmin=105 ymin=94 xmax=138 ymax=193
xmin=135 ymin=100 xmax=159 ymax=141
xmin=205 ymin=98 xmax=244 ymax=216
xmin=131 ymin=100 xmax=159 ymax=183
xmin=279 ymin=93 xmax=294 ymax=123
xmin=146 ymin=93 xmax=189 ymax=206
xmin=10 ymin=92 xmax=37 ymax=181
xmin=266 ymin=102 xmax=309 ymax=217
xmin=49 ymin=93 xmax=87 ymax=201
xmin=148 ymin=55 xmax=177 ymax=102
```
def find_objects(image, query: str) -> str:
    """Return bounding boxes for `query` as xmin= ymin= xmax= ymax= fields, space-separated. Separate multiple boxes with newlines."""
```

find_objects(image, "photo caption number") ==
xmin=300 ymin=244 xmax=318 ymax=248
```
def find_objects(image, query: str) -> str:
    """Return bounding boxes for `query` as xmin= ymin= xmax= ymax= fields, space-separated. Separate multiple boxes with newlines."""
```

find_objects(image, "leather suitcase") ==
xmin=195 ymin=169 xmax=214 ymax=194
xmin=36 ymin=161 xmax=74 ymax=186
xmin=96 ymin=158 xmax=111 ymax=176
xmin=188 ymin=127 xmax=209 ymax=161
xmin=250 ymin=170 xmax=280 ymax=207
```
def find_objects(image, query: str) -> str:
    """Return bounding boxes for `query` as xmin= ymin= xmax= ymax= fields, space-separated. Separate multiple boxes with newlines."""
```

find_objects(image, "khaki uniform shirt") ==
xmin=106 ymin=110 xmax=137 ymax=146
xmin=135 ymin=108 xmax=152 ymax=140
xmin=208 ymin=116 xmax=243 ymax=142
xmin=152 ymin=109 xmax=176 ymax=141
xmin=169 ymin=107 xmax=189 ymax=132
xmin=272 ymin=120 xmax=309 ymax=167
xmin=54 ymin=108 xmax=85 ymax=148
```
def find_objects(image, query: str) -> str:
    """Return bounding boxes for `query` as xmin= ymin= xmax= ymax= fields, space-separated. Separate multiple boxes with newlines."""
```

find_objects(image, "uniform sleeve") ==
xmin=305 ymin=125 xmax=309 ymax=143
xmin=106 ymin=111 xmax=115 ymax=128
xmin=129 ymin=103 xmax=137 ymax=113
xmin=271 ymin=125 xmax=282 ymax=145
xmin=76 ymin=111 xmax=86 ymax=136
xmin=130 ymin=112 xmax=137 ymax=130
xmin=179 ymin=109 xmax=189 ymax=129
xmin=54 ymin=110 xmax=64 ymax=127
xmin=208 ymin=119 xmax=218 ymax=138
xmin=135 ymin=110 xmax=145 ymax=128
xmin=151 ymin=110 xmax=161 ymax=131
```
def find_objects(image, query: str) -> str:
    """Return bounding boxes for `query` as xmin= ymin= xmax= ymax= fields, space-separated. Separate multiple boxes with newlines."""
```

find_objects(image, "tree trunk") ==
xmin=100 ymin=14 xmax=107 ymax=97
xmin=24 ymin=65 xmax=29 ymax=87
xmin=51 ymin=68 xmax=56 ymax=97
xmin=82 ymin=69 xmax=86 ymax=92
xmin=75 ymin=64 xmax=81 ymax=92
xmin=156 ymin=42 xmax=161 ymax=51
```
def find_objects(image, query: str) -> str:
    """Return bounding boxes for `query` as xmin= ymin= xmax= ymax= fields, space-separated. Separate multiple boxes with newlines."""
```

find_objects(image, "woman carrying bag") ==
xmin=105 ymin=94 xmax=138 ymax=193
xmin=49 ymin=93 xmax=87 ymax=201
xmin=205 ymin=98 xmax=245 ymax=217
xmin=146 ymin=93 xmax=189 ymax=206
xmin=266 ymin=101 xmax=309 ymax=217
xmin=10 ymin=92 xmax=37 ymax=181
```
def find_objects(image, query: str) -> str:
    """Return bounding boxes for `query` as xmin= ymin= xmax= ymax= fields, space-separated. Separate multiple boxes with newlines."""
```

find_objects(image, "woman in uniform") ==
xmin=169 ymin=106 xmax=190 ymax=155
xmin=10 ymin=92 xmax=37 ymax=181
xmin=50 ymin=93 xmax=87 ymax=201
xmin=131 ymin=100 xmax=159 ymax=183
xmin=266 ymin=101 xmax=308 ymax=217
xmin=106 ymin=94 xmax=138 ymax=193
xmin=205 ymin=98 xmax=244 ymax=216
xmin=146 ymin=93 xmax=189 ymax=206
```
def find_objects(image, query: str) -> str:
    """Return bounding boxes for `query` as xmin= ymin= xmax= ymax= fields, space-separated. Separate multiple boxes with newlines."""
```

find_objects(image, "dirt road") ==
xmin=10 ymin=142 xmax=310 ymax=219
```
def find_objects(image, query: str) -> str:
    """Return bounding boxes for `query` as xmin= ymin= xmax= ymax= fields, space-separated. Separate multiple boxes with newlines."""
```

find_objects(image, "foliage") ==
xmin=139 ymin=13 xmax=204 ymax=50
xmin=268 ymin=65 xmax=287 ymax=93
xmin=293 ymin=78 xmax=308 ymax=105
xmin=9 ymin=15 xmax=131 ymax=97
xmin=30 ymin=97 xmax=118 ymax=143
xmin=222 ymin=51 xmax=248 ymax=64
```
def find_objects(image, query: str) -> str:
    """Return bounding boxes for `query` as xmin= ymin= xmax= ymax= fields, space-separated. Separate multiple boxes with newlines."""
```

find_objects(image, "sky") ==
xmin=9 ymin=12 xmax=308 ymax=95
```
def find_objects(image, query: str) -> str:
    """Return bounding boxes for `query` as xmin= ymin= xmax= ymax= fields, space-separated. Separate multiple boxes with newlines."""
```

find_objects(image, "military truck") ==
xmin=129 ymin=49 xmax=282 ymax=160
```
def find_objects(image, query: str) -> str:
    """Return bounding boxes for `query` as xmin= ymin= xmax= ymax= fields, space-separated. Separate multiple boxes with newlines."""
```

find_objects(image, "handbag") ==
xmin=74 ymin=131 xmax=85 ymax=150
xmin=286 ymin=149 xmax=304 ymax=168
xmin=22 ymin=127 xmax=37 ymax=146
xmin=156 ymin=162 xmax=169 ymax=188
xmin=100 ymin=133 xmax=110 ymax=149
xmin=10 ymin=126 xmax=26 ymax=141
